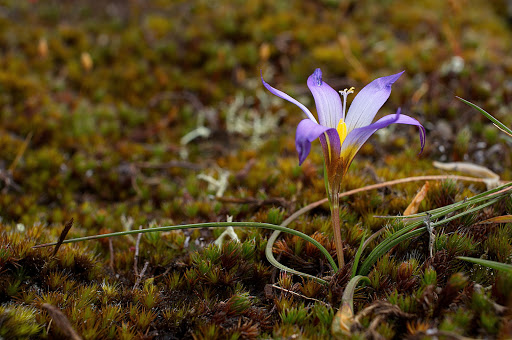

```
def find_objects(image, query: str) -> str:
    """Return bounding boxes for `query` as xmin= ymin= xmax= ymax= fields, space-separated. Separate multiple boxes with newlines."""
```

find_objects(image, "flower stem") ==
xmin=331 ymin=191 xmax=345 ymax=269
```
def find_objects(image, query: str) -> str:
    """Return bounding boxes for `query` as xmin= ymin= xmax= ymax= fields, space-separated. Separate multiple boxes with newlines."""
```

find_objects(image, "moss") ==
xmin=0 ymin=0 xmax=511 ymax=337
xmin=0 ymin=305 xmax=43 ymax=339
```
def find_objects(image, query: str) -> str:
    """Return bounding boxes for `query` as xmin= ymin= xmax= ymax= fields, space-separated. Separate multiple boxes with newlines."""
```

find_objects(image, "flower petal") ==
xmin=319 ymin=128 xmax=344 ymax=190
xmin=341 ymin=108 xmax=426 ymax=163
xmin=319 ymin=127 xmax=342 ymax=165
xmin=296 ymin=119 xmax=332 ymax=165
xmin=261 ymin=72 xmax=318 ymax=124
xmin=345 ymin=71 xmax=404 ymax=131
xmin=307 ymin=68 xmax=343 ymax=129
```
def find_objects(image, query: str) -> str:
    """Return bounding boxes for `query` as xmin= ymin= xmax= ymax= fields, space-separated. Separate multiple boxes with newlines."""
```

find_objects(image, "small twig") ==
xmin=53 ymin=218 xmax=74 ymax=256
xmin=337 ymin=34 xmax=369 ymax=82
xmin=353 ymin=303 xmax=380 ymax=324
xmin=421 ymin=330 xmax=475 ymax=340
xmin=217 ymin=196 xmax=292 ymax=209
xmin=108 ymin=238 xmax=114 ymax=271
xmin=366 ymin=315 xmax=384 ymax=339
xmin=46 ymin=319 xmax=52 ymax=336
xmin=269 ymin=284 xmax=330 ymax=307
xmin=424 ymin=213 xmax=435 ymax=258
xmin=8 ymin=131 xmax=32 ymax=173
xmin=133 ymin=261 xmax=149 ymax=290
xmin=0 ymin=130 xmax=30 ymax=192
xmin=361 ymin=227 xmax=386 ymax=251
xmin=484 ymin=184 xmax=512 ymax=197
xmin=130 ymin=169 xmax=142 ymax=197
xmin=293 ymin=175 xmax=500 ymax=221
xmin=235 ymin=158 xmax=256 ymax=181
xmin=340 ymin=175 xmax=500 ymax=199
xmin=148 ymin=91 xmax=205 ymax=110
xmin=134 ymin=226 xmax=142 ymax=276
xmin=0 ymin=170 xmax=22 ymax=193
xmin=135 ymin=160 xmax=204 ymax=170
xmin=354 ymin=301 xmax=414 ymax=323
xmin=284 ymin=175 xmax=505 ymax=227
xmin=152 ymin=266 xmax=172 ymax=280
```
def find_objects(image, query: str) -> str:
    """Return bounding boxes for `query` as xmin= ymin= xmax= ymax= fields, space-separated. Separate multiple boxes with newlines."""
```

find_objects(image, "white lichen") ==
xmin=197 ymin=167 xmax=230 ymax=197
xmin=213 ymin=215 xmax=239 ymax=247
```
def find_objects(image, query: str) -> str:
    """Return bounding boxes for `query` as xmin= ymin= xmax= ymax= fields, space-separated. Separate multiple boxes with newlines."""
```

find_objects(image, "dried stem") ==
xmin=133 ymin=261 xmax=149 ymax=290
xmin=134 ymin=226 xmax=142 ymax=276
xmin=53 ymin=218 xmax=74 ymax=256
xmin=108 ymin=238 xmax=115 ymax=271
xmin=8 ymin=131 xmax=32 ymax=173
xmin=269 ymin=284 xmax=330 ymax=307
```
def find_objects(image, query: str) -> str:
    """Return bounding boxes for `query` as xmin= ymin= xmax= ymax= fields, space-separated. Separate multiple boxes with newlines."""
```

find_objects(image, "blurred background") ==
xmin=2 ymin=1 xmax=512 ymax=339
xmin=0 ymin=0 xmax=511 ymax=227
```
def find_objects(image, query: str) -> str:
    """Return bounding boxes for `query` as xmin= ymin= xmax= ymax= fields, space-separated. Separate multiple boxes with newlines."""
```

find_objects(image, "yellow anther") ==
xmin=337 ymin=118 xmax=347 ymax=145
xmin=339 ymin=87 xmax=355 ymax=96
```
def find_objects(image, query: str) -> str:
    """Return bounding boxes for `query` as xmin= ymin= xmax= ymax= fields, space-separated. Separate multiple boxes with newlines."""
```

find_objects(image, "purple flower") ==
xmin=262 ymin=69 xmax=425 ymax=190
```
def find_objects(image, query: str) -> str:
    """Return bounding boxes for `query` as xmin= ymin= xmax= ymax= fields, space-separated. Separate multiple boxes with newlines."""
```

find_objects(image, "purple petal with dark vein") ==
xmin=261 ymin=73 xmax=318 ymax=123
xmin=296 ymin=119 xmax=332 ymax=165
xmin=306 ymin=68 xmax=343 ymax=129
xmin=341 ymin=109 xmax=426 ymax=162
xmin=345 ymin=71 xmax=404 ymax=131
xmin=319 ymin=127 xmax=342 ymax=164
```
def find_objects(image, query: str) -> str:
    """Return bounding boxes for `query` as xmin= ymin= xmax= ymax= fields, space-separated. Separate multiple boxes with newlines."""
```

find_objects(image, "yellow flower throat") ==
xmin=336 ymin=119 xmax=347 ymax=146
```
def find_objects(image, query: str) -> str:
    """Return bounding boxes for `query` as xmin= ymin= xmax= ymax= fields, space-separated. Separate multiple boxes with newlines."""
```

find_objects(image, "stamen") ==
xmin=339 ymin=87 xmax=355 ymax=121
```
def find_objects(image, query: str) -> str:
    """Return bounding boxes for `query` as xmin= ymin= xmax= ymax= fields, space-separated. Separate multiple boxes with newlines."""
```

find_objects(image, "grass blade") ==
xmin=458 ymin=257 xmax=512 ymax=273
xmin=457 ymin=96 xmax=512 ymax=136
xmin=33 ymin=221 xmax=338 ymax=283
xmin=358 ymin=197 xmax=503 ymax=276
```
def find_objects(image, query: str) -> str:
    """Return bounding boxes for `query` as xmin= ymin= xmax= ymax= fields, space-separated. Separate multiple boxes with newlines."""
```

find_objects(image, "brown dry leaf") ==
xmin=38 ymin=37 xmax=48 ymax=58
xmin=331 ymin=303 xmax=354 ymax=338
xmin=406 ymin=320 xmax=430 ymax=335
xmin=42 ymin=303 xmax=82 ymax=340
xmin=404 ymin=182 xmax=430 ymax=216
xmin=479 ymin=215 xmax=512 ymax=224
xmin=433 ymin=161 xmax=501 ymax=189
xmin=493 ymin=123 xmax=512 ymax=138
xmin=411 ymin=82 xmax=429 ymax=104
xmin=433 ymin=161 xmax=499 ymax=179
xmin=81 ymin=52 xmax=93 ymax=71
xmin=259 ymin=43 xmax=271 ymax=61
